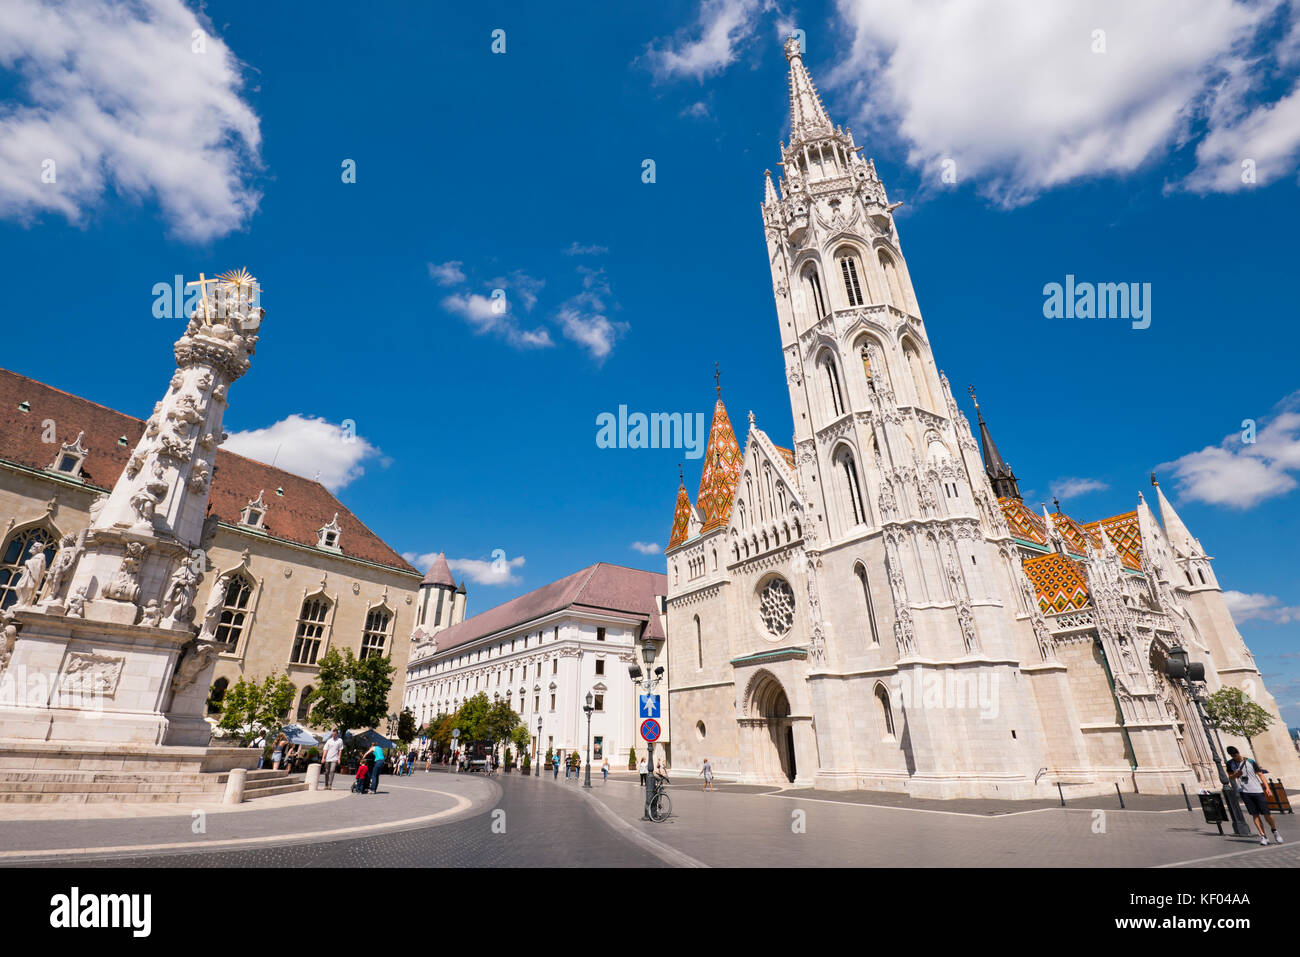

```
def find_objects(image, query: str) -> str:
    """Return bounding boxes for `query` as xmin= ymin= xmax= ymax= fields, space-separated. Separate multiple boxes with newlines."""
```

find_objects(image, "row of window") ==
xmin=415 ymin=690 xmax=606 ymax=724
xmin=412 ymin=626 xmax=607 ymax=679
xmin=800 ymin=247 xmax=914 ymax=321
xmin=414 ymin=654 xmax=609 ymax=703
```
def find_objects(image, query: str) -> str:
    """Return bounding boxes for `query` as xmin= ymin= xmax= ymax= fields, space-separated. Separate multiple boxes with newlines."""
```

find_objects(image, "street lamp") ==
xmin=583 ymin=691 xmax=594 ymax=789
xmin=1164 ymin=644 xmax=1252 ymax=837
xmin=535 ymin=716 xmax=542 ymax=777
xmin=638 ymin=639 xmax=662 ymax=820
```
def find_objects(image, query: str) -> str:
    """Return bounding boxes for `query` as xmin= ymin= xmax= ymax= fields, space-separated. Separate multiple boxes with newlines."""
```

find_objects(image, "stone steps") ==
xmin=0 ymin=767 xmax=306 ymax=804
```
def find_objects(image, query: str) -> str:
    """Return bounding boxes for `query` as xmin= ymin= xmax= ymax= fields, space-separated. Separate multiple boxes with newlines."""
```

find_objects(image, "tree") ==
xmin=483 ymin=700 xmax=524 ymax=755
xmin=510 ymin=723 xmax=531 ymax=759
xmin=216 ymin=672 xmax=296 ymax=745
xmin=1205 ymin=687 xmax=1274 ymax=755
xmin=397 ymin=707 xmax=416 ymax=744
xmin=628 ymin=744 xmax=637 ymax=770
xmin=453 ymin=692 xmax=492 ymax=741
xmin=429 ymin=712 xmax=454 ymax=752
xmin=307 ymin=647 xmax=394 ymax=734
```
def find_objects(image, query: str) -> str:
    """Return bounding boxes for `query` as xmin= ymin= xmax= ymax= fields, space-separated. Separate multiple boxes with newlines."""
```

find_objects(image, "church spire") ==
xmin=1152 ymin=478 xmax=1204 ymax=559
xmin=697 ymin=386 xmax=742 ymax=533
xmin=969 ymin=386 xmax=1021 ymax=500
xmin=784 ymin=36 xmax=833 ymax=144
xmin=764 ymin=168 xmax=778 ymax=206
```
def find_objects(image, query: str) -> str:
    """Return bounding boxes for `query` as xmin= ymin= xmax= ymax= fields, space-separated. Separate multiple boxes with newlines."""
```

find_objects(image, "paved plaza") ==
xmin=0 ymin=767 xmax=1294 ymax=868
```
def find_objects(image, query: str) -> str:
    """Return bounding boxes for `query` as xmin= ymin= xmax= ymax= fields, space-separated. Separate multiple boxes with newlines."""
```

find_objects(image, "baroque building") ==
xmin=0 ymin=360 xmax=421 ymax=733
xmin=663 ymin=40 xmax=1299 ymax=797
xmin=404 ymin=563 xmax=667 ymax=767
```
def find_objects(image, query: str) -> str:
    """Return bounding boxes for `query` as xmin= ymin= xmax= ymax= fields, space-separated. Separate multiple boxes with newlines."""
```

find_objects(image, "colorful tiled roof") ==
xmin=697 ymin=398 xmax=743 ymax=533
xmin=999 ymin=497 xmax=1047 ymax=545
xmin=1023 ymin=553 xmax=1091 ymax=613
xmin=1084 ymin=511 xmax=1143 ymax=570
xmin=668 ymin=483 xmax=693 ymax=549
xmin=0 ymin=368 xmax=417 ymax=573
xmin=1048 ymin=510 xmax=1095 ymax=556
xmin=773 ymin=445 xmax=796 ymax=470
xmin=429 ymin=563 xmax=667 ymax=654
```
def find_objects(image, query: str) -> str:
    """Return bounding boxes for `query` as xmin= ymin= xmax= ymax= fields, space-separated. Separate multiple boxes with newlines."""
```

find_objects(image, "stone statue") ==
xmin=140 ymin=600 xmax=163 ymax=627
xmin=38 ymin=534 xmax=80 ymax=605
xmin=13 ymin=541 xmax=48 ymax=607
xmin=102 ymin=542 xmax=146 ymax=603
xmin=162 ymin=560 xmax=202 ymax=625
xmin=200 ymin=573 xmax=231 ymax=640
xmin=65 ymin=585 xmax=87 ymax=618
xmin=170 ymin=639 xmax=218 ymax=696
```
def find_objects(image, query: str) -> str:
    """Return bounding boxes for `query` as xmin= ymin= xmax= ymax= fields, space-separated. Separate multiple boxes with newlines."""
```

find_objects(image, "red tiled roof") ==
xmin=0 ymin=368 xmax=417 ymax=574
xmin=430 ymin=563 xmax=667 ymax=654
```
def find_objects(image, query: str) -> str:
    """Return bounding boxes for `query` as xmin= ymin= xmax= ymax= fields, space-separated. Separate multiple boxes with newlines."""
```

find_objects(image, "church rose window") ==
xmin=758 ymin=577 xmax=796 ymax=637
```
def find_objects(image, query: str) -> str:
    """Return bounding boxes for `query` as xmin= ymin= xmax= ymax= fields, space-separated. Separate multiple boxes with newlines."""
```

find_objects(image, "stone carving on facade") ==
xmin=12 ymin=541 xmax=48 ymax=607
xmin=189 ymin=462 xmax=211 ymax=494
xmin=102 ymin=541 xmax=146 ymax=604
xmin=199 ymin=573 xmax=231 ymax=640
xmin=61 ymin=652 xmax=125 ymax=697
xmin=170 ymin=639 xmax=218 ymax=695
xmin=140 ymin=600 xmax=163 ymax=627
xmin=956 ymin=599 xmax=980 ymax=653
xmin=65 ymin=586 xmax=87 ymax=618
xmin=38 ymin=534 xmax=80 ymax=607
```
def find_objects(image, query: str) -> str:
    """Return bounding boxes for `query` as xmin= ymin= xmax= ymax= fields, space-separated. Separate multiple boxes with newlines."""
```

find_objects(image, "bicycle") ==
xmin=649 ymin=773 xmax=672 ymax=822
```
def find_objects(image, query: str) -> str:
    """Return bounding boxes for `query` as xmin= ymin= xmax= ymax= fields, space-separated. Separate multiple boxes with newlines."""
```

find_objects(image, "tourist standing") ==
xmin=553 ymin=753 xmax=560 ymax=780
xmin=321 ymin=730 xmax=343 ymax=790
xmin=1227 ymin=746 xmax=1283 ymax=845
xmin=602 ymin=758 xmax=610 ymax=783
xmin=699 ymin=757 xmax=714 ymax=791
xmin=638 ymin=757 xmax=647 ymax=787
xmin=272 ymin=733 xmax=287 ymax=770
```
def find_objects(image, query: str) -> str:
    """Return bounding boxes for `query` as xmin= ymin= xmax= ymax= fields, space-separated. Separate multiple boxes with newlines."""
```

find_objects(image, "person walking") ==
xmin=638 ymin=757 xmax=647 ymax=787
xmin=271 ymin=733 xmax=288 ymax=771
xmin=601 ymin=758 xmax=610 ymax=783
xmin=1227 ymin=746 xmax=1283 ymax=845
xmin=321 ymin=730 xmax=343 ymax=790
xmin=553 ymin=752 xmax=560 ymax=780
xmin=699 ymin=757 xmax=715 ymax=791
xmin=365 ymin=743 xmax=386 ymax=795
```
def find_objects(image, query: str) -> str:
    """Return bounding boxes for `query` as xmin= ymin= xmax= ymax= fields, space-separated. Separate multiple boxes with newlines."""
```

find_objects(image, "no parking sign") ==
xmin=640 ymin=718 xmax=661 ymax=743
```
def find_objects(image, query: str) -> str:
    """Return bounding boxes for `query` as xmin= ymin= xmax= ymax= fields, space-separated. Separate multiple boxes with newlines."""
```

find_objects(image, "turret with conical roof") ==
xmin=970 ymin=388 xmax=1022 ymax=500
xmin=412 ymin=551 xmax=465 ymax=638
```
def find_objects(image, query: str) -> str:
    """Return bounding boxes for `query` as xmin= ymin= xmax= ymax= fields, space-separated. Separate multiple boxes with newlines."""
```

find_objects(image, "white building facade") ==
xmin=663 ymin=39 xmax=1300 ymax=798
xmin=404 ymin=563 xmax=668 ymax=767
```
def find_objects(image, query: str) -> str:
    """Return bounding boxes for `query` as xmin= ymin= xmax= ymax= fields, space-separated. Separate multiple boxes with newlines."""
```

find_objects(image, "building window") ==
xmin=597 ymin=627 xmax=606 ymax=642
xmin=595 ymin=659 xmax=605 ymax=676
xmin=213 ymin=574 xmax=254 ymax=647
xmin=317 ymin=513 xmax=342 ymax=552
xmin=361 ymin=607 xmax=391 ymax=660
xmin=802 ymin=265 xmax=827 ymax=318
xmin=552 ymin=659 xmax=558 ymax=675
xmin=207 ymin=677 xmax=228 ymax=716
xmin=297 ymin=685 xmax=314 ymax=722
xmin=536 ymin=662 xmax=541 ymax=678
xmin=534 ymin=695 xmax=540 ymax=712
xmin=855 ymin=563 xmax=880 ymax=645
xmin=0 ymin=526 xmax=57 ymax=611
xmin=820 ymin=352 xmax=846 ymax=417
xmin=291 ymin=596 xmax=330 ymax=664
xmin=594 ymin=694 xmax=604 ymax=711
xmin=876 ymin=684 xmax=895 ymax=737
xmin=758 ymin=577 xmax=796 ymax=638
xmin=835 ymin=448 xmax=867 ymax=527
xmin=838 ymin=251 xmax=865 ymax=306
xmin=550 ymin=694 xmax=556 ymax=711
xmin=554 ymin=626 xmax=559 ymax=642
xmin=695 ymin=615 xmax=703 ymax=668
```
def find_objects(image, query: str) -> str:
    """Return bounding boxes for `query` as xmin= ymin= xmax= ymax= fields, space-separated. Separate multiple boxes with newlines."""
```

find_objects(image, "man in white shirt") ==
xmin=321 ymin=730 xmax=344 ymax=790
xmin=1227 ymin=746 xmax=1282 ymax=845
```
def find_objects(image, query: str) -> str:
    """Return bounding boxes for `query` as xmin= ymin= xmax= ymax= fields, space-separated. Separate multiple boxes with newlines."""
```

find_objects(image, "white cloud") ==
xmin=1157 ymin=394 xmax=1300 ymax=508
xmin=441 ymin=291 xmax=554 ymax=350
xmin=448 ymin=554 xmax=526 ymax=587
xmin=644 ymin=0 xmax=771 ymax=81
xmin=829 ymin=0 xmax=1286 ymax=205
xmin=631 ymin=541 xmax=662 ymax=555
xmin=1051 ymin=477 xmax=1110 ymax=499
xmin=0 ymin=0 xmax=261 ymax=241
xmin=427 ymin=261 xmax=466 ymax=286
xmin=223 ymin=415 xmax=380 ymax=492
xmin=565 ymin=241 xmax=609 ymax=256
xmin=681 ymin=101 xmax=711 ymax=119
xmin=1184 ymin=82 xmax=1300 ymax=193
xmin=1222 ymin=590 xmax=1300 ymax=625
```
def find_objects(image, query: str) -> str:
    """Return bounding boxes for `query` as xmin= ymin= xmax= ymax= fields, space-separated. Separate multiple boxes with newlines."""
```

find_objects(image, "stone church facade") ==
xmin=663 ymin=39 xmax=1300 ymax=798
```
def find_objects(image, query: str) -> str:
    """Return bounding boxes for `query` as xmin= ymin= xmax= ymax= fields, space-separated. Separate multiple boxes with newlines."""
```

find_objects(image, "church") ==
xmin=663 ymin=39 xmax=1299 ymax=798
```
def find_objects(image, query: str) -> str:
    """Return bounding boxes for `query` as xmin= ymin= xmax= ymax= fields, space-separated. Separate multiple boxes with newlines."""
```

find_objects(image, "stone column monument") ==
xmin=0 ymin=269 xmax=263 ymax=747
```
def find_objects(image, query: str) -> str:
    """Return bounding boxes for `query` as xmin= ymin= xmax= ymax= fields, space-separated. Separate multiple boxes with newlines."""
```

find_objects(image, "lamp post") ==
xmin=630 ymin=639 xmax=665 ymax=821
xmin=1164 ymin=644 xmax=1252 ymax=837
xmin=583 ymin=691 xmax=594 ymax=789
xmin=535 ymin=716 xmax=542 ymax=777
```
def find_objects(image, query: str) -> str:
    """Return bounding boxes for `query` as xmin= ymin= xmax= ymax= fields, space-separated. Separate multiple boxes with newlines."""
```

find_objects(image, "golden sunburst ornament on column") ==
xmin=216 ymin=267 xmax=259 ymax=290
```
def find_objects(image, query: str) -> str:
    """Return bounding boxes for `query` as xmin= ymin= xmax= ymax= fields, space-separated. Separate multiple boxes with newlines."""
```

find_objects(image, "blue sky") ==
xmin=2 ymin=1 xmax=1299 ymax=720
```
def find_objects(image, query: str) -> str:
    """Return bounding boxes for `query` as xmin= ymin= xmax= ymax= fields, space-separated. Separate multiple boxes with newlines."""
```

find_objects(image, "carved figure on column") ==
xmin=200 ymin=573 xmax=231 ymax=640
xmin=170 ymin=638 xmax=219 ymax=696
xmin=13 ymin=541 xmax=48 ymax=607
xmin=38 ymin=534 xmax=80 ymax=606
xmin=162 ymin=559 xmax=203 ymax=627
xmin=102 ymin=542 xmax=147 ymax=603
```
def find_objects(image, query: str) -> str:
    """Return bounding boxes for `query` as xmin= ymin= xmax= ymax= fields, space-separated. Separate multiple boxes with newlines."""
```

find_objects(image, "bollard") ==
xmin=1181 ymin=782 xmax=1192 ymax=812
xmin=223 ymin=767 xmax=247 ymax=806
xmin=305 ymin=762 xmax=322 ymax=791
xmin=1115 ymin=782 xmax=1125 ymax=809
xmin=1057 ymin=782 xmax=1065 ymax=807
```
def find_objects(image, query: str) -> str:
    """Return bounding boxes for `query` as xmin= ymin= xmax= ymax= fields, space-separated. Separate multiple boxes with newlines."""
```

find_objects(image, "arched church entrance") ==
xmin=745 ymin=671 xmax=797 ymax=783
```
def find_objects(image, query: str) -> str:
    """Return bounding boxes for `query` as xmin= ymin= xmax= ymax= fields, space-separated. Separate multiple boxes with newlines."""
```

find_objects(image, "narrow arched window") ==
xmin=213 ymin=574 xmax=254 ymax=647
xmin=297 ymin=685 xmax=314 ymax=721
xmin=695 ymin=615 xmax=702 ymax=669
xmin=292 ymin=596 xmax=330 ymax=664
xmin=838 ymin=250 xmax=865 ymax=306
xmin=361 ymin=607 xmax=392 ymax=659
xmin=903 ymin=339 xmax=935 ymax=411
xmin=875 ymin=684 xmax=895 ymax=737
xmin=803 ymin=266 xmax=827 ymax=319
xmin=0 ymin=525 xmax=57 ymax=611
xmin=1198 ymin=568 xmax=1206 ymax=584
xmin=878 ymin=249 xmax=907 ymax=311
xmin=821 ymin=353 xmax=846 ymax=417
xmin=835 ymin=448 xmax=867 ymax=527
xmin=856 ymin=563 xmax=880 ymax=645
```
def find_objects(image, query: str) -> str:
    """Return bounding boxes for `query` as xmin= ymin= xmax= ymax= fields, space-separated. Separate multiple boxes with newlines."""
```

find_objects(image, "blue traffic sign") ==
xmin=640 ymin=719 xmax=661 ymax=743
xmin=639 ymin=694 xmax=661 ymax=719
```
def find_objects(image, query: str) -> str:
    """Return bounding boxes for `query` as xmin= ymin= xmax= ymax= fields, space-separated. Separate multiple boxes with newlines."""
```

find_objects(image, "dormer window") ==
xmin=240 ymin=490 xmax=268 ymax=529
xmin=317 ymin=513 xmax=342 ymax=552
xmin=117 ymin=436 xmax=129 ymax=447
xmin=48 ymin=431 xmax=88 ymax=479
xmin=17 ymin=401 xmax=30 ymax=413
